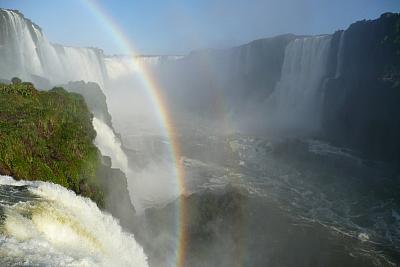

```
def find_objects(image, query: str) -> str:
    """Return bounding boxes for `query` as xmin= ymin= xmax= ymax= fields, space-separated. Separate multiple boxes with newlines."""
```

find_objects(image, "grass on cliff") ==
xmin=0 ymin=81 xmax=103 ymax=205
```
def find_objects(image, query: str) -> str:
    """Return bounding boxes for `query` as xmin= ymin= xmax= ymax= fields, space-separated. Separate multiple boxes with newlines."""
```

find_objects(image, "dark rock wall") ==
xmin=62 ymin=81 xmax=113 ymax=127
xmin=322 ymin=13 xmax=400 ymax=163
xmin=156 ymin=34 xmax=295 ymax=119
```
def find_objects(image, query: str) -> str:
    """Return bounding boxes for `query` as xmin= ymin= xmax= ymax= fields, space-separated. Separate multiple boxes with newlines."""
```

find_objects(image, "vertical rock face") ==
xmin=112 ymin=34 xmax=294 ymax=122
xmin=0 ymin=9 xmax=107 ymax=88
xmin=195 ymin=34 xmax=295 ymax=103
xmin=62 ymin=81 xmax=113 ymax=127
xmin=59 ymin=81 xmax=136 ymax=227
xmin=267 ymin=35 xmax=332 ymax=132
xmin=322 ymin=13 xmax=400 ymax=162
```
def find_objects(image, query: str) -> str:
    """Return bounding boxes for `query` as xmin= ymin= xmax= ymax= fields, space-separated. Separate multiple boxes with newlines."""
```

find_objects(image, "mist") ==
xmin=0 ymin=3 xmax=400 ymax=267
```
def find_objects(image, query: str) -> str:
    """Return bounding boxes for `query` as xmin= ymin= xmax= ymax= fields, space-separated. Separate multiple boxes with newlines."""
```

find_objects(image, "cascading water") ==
xmin=0 ymin=9 xmax=107 ymax=87
xmin=104 ymin=55 xmax=183 ymax=80
xmin=105 ymin=56 xmax=138 ymax=80
xmin=92 ymin=117 xmax=129 ymax=174
xmin=335 ymin=30 xmax=346 ymax=78
xmin=267 ymin=35 xmax=332 ymax=131
xmin=92 ymin=117 xmax=179 ymax=213
xmin=0 ymin=175 xmax=148 ymax=267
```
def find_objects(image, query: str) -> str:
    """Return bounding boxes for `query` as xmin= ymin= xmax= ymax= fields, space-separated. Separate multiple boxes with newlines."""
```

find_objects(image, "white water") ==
xmin=105 ymin=56 xmax=137 ymax=80
xmin=104 ymin=55 xmax=183 ymax=80
xmin=335 ymin=30 xmax=346 ymax=78
xmin=267 ymin=35 xmax=332 ymax=131
xmin=0 ymin=175 xmax=148 ymax=267
xmin=0 ymin=9 xmax=106 ymax=87
xmin=92 ymin=117 xmax=178 ymax=214
xmin=93 ymin=117 xmax=129 ymax=174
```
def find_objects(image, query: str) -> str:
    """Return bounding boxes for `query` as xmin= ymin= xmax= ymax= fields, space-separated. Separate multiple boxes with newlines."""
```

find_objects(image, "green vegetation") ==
xmin=11 ymin=77 xmax=22 ymax=85
xmin=0 ymin=81 xmax=104 ymax=206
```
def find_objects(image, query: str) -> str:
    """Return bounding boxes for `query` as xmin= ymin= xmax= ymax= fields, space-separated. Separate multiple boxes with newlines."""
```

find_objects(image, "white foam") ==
xmin=93 ymin=117 xmax=129 ymax=174
xmin=358 ymin=233 xmax=370 ymax=242
xmin=0 ymin=175 xmax=148 ymax=267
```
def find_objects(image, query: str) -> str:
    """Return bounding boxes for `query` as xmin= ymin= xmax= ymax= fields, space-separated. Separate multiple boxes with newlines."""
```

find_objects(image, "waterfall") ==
xmin=92 ymin=117 xmax=129 ymax=174
xmin=267 ymin=35 xmax=332 ymax=131
xmin=0 ymin=9 xmax=182 ymax=89
xmin=0 ymin=175 xmax=148 ymax=267
xmin=0 ymin=9 xmax=107 ymax=87
xmin=104 ymin=55 xmax=183 ymax=80
xmin=335 ymin=30 xmax=346 ymax=78
xmin=104 ymin=56 xmax=138 ymax=80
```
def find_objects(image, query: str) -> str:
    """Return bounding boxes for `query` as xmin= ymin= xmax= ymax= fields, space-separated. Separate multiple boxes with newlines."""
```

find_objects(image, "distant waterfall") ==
xmin=104 ymin=55 xmax=183 ymax=80
xmin=267 ymin=35 xmax=332 ymax=131
xmin=104 ymin=56 xmax=138 ymax=80
xmin=335 ymin=30 xmax=346 ymax=78
xmin=0 ymin=9 xmax=107 ymax=87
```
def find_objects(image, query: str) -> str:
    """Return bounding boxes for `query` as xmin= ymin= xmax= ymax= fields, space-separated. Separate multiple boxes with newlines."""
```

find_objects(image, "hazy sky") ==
xmin=1 ymin=0 xmax=399 ymax=55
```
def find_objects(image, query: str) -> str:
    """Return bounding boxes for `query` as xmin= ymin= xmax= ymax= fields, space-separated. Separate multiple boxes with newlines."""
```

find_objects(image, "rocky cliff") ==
xmin=322 ymin=13 xmax=400 ymax=163
xmin=0 ymin=81 xmax=104 ymax=205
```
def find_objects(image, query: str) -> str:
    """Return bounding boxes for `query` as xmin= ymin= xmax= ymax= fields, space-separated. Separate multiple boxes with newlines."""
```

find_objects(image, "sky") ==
xmin=0 ymin=0 xmax=399 ymax=55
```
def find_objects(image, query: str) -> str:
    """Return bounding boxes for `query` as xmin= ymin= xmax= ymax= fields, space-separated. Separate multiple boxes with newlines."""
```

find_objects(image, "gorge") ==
xmin=0 ymin=7 xmax=399 ymax=267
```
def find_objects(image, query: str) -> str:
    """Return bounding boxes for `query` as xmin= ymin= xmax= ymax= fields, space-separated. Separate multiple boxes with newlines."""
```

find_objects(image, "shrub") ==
xmin=11 ymin=77 xmax=22 ymax=84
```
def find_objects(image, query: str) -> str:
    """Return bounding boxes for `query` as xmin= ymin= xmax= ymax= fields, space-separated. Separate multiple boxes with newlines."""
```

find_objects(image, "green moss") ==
xmin=0 ymin=82 xmax=104 ymax=206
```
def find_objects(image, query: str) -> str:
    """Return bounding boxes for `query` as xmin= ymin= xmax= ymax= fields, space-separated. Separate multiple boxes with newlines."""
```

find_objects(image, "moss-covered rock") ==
xmin=0 ymin=82 xmax=104 ymax=206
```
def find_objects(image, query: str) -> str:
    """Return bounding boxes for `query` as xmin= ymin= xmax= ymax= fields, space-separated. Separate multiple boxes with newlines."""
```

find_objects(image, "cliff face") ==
xmin=0 ymin=8 xmax=136 ymax=220
xmin=62 ymin=81 xmax=113 ymax=127
xmin=2 ymin=7 xmax=399 ymax=165
xmin=150 ymin=34 xmax=295 ymax=119
xmin=0 ymin=80 xmax=137 ymax=220
xmin=185 ymin=34 xmax=295 ymax=101
xmin=322 ymin=13 xmax=400 ymax=163
xmin=169 ymin=12 xmax=400 ymax=163
xmin=61 ymin=80 xmax=137 ymax=225
xmin=0 ymin=81 xmax=104 ymax=205
xmin=96 ymin=156 xmax=137 ymax=230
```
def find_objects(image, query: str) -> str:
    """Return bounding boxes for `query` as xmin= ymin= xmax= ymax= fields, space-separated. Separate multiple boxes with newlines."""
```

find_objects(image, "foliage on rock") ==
xmin=0 ymin=81 xmax=104 ymax=206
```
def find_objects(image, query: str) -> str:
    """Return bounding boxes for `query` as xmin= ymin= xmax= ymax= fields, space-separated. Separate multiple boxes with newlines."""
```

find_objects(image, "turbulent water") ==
xmin=0 ymin=175 xmax=148 ymax=267
xmin=148 ymin=133 xmax=399 ymax=266
xmin=101 ymin=32 xmax=400 ymax=265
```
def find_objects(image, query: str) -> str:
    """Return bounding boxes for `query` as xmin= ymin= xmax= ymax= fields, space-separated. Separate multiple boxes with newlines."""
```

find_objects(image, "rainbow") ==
xmin=82 ymin=1 xmax=187 ymax=266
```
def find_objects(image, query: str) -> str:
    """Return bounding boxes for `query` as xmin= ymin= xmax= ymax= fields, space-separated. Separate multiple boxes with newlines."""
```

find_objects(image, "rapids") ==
xmin=0 ymin=175 xmax=148 ymax=267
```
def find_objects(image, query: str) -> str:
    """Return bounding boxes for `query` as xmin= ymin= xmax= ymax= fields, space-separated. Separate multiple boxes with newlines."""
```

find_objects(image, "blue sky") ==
xmin=1 ymin=0 xmax=399 ymax=55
